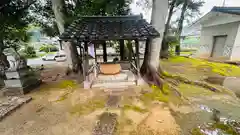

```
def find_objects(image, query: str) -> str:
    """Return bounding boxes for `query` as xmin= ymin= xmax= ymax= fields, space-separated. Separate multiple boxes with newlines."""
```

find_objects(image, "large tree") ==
xmin=33 ymin=0 xmax=131 ymax=37
xmin=0 ymin=0 xmax=35 ymax=68
xmin=140 ymin=0 xmax=168 ymax=88
xmin=161 ymin=0 xmax=179 ymax=57
xmin=32 ymin=0 xmax=132 ymax=71
xmin=175 ymin=0 xmax=204 ymax=55
xmin=0 ymin=0 xmax=35 ymax=50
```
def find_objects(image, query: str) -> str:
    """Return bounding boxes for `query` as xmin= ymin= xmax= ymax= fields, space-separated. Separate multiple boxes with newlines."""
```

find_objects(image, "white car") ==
xmin=55 ymin=54 xmax=66 ymax=62
xmin=42 ymin=54 xmax=57 ymax=61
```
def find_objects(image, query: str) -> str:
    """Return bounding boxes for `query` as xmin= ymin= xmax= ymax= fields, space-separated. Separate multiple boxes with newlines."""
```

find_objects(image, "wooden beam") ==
xmin=102 ymin=41 xmax=107 ymax=62
xmin=120 ymin=40 xmax=125 ymax=61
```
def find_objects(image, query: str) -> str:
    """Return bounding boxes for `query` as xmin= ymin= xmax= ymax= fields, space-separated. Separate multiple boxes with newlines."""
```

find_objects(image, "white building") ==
xmin=198 ymin=6 xmax=240 ymax=60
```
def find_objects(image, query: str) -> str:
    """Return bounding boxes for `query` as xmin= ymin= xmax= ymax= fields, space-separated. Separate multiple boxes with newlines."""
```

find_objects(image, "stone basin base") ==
xmin=2 ymin=79 xmax=42 ymax=96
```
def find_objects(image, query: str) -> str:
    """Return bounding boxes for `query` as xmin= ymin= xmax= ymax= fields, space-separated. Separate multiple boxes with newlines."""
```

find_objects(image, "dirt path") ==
xmin=4 ymin=58 xmax=240 ymax=135
xmin=0 ymin=83 xmax=182 ymax=135
xmin=0 ymin=88 xmax=98 ymax=135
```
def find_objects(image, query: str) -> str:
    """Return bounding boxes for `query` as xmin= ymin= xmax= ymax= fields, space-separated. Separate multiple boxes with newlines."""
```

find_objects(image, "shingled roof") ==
xmin=59 ymin=15 xmax=160 ymax=41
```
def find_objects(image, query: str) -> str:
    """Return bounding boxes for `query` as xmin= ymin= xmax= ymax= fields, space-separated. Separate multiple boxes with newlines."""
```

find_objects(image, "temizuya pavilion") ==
xmin=59 ymin=15 xmax=160 ymax=89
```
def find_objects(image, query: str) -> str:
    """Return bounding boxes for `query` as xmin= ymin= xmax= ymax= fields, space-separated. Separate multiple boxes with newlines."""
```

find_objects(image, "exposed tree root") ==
xmin=140 ymin=62 xmax=184 ymax=97
xmin=140 ymin=62 xmax=164 ymax=90
xmin=162 ymin=72 xmax=220 ymax=92
xmin=140 ymin=63 xmax=220 ymax=103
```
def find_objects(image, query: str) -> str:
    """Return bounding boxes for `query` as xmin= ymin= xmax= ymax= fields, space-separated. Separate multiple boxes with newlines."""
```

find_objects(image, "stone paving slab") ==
xmin=0 ymin=96 xmax=32 ymax=121
xmin=92 ymin=112 xmax=118 ymax=135
xmin=105 ymin=95 xmax=120 ymax=108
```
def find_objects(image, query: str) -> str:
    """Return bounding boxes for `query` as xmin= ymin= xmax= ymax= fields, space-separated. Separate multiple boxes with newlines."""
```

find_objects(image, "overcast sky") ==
xmin=130 ymin=0 xmax=240 ymax=23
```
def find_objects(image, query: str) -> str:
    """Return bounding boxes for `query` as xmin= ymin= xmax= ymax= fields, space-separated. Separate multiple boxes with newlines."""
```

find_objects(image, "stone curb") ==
xmin=205 ymin=76 xmax=240 ymax=96
xmin=0 ymin=97 xmax=32 ymax=121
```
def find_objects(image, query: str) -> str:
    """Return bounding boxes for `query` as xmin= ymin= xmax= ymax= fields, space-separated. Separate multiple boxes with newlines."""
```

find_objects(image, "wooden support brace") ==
xmin=103 ymin=41 xmax=107 ymax=62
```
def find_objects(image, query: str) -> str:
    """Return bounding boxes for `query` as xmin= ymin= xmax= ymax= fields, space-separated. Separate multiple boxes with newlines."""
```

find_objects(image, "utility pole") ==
xmin=222 ymin=0 xmax=226 ymax=7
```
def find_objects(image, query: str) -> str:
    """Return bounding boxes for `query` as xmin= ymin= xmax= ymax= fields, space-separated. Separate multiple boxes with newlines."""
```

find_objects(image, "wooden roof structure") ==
xmin=59 ymin=15 xmax=160 ymax=41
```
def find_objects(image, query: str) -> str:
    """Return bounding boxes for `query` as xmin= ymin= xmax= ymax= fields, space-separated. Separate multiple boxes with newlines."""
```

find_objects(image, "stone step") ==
xmin=92 ymin=81 xmax=136 ymax=89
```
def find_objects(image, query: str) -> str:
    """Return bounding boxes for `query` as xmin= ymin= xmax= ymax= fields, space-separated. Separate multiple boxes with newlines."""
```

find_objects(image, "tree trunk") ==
xmin=51 ymin=0 xmax=79 ymax=71
xmin=149 ymin=0 xmax=168 ymax=69
xmin=161 ymin=0 xmax=177 ymax=58
xmin=164 ymin=0 xmax=176 ymax=36
xmin=176 ymin=0 xmax=188 ymax=56
xmin=51 ymin=0 xmax=67 ymax=34
xmin=140 ymin=0 xmax=168 ymax=89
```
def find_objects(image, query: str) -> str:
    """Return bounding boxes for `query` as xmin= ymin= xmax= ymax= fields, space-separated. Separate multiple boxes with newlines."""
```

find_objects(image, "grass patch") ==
xmin=70 ymin=98 xmax=106 ymax=116
xmin=123 ymin=104 xmax=148 ymax=113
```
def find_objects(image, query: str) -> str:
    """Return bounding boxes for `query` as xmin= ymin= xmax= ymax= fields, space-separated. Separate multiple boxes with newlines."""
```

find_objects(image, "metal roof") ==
xmin=211 ymin=6 xmax=240 ymax=15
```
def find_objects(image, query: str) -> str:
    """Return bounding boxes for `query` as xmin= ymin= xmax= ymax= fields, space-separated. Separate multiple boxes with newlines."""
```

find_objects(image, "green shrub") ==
xmin=22 ymin=46 xmax=36 ymax=58
xmin=39 ymin=44 xmax=58 ymax=53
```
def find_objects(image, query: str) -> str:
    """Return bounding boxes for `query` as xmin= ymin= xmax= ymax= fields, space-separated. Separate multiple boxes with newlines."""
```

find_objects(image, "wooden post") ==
xmin=120 ymin=40 xmax=125 ymax=61
xmin=84 ymin=41 xmax=89 ymax=81
xmin=77 ymin=41 xmax=83 ymax=74
xmin=59 ymin=40 xmax=63 ymax=50
xmin=94 ymin=43 xmax=97 ymax=77
xmin=135 ymin=39 xmax=140 ymax=76
xmin=79 ymin=44 xmax=82 ymax=58
xmin=103 ymin=41 xmax=107 ymax=62
xmin=127 ymin=40 xmax=133 ymax=62
xmin=82 ymin=43 xmax=86 ymax=81
xmin=94 ymin=43 xmax=97 ymax=63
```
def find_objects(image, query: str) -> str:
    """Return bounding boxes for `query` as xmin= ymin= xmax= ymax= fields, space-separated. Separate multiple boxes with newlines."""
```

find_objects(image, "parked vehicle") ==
xmin=55 ymin=54 xmax=66 ymax=62
xmin=42 ymin=54 xmax=57 ymax=61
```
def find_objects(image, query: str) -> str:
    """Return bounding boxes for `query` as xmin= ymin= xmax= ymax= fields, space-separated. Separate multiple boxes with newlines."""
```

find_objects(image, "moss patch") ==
xmin=192 ymin=123 xmax=239 ymax=135
xmin=54 ymin=92 xmax=70 ymax=102
xmin=57 ymin=80 xmax=77 ymax=89
xmin=191 ymin=128 xmax=204 ymax=135
xmin=38 ymin=80 xmax=77 ymax=93
xmin=213 ymin=123 xmax=239 ymax=135
xmin=167 ymin=56 xmax=240 ymax=77
xmin=129 ymin=126 xmax=155 ymax=135
xmin=116 ymin=111 xmax=135 ymax=135
xmin=123 ymin=105 xmax=148 ymax=113
xmin=140 ymin=85 xmax=171 ymax=104
xmin=70 ymin=98 xmax=105 ymax=116
xmin=178 ymin=83 xmax=214 ymax=96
